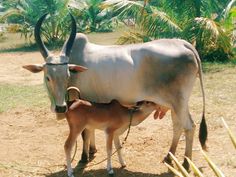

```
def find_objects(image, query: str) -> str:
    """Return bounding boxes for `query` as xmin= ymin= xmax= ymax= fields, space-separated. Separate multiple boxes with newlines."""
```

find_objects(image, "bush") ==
xmin=0 ymin=31 xmax=6 ymax=41
xmin=6 ymin=24 xmax=20 ymax=33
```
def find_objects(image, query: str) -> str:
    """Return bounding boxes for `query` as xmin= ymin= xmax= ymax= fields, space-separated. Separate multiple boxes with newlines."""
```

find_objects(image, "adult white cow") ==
xmin=23 ymin=14 xmax=207 ymax=170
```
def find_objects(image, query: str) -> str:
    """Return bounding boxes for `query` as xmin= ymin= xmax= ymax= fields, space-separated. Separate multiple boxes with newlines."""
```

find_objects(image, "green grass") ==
xmin=0 ymin=29 xmax=123 ymax=52
xmin=0 ymin=33 xmax=35 ymax=52
xmin=202 ymin=61 xmax=236 ymax=73
xmin=0 ymin=84 xmax=48 ymax=113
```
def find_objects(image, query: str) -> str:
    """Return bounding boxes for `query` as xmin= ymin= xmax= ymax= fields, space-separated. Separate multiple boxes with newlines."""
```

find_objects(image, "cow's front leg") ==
xmin=89 ymin=129 xmax=97 ymax=159
xmin=80 ymin=129 xmax=90 ymax=163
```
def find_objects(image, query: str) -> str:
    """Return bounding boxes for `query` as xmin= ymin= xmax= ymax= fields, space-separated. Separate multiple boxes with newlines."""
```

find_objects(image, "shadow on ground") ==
xmin=45 ymin=165 xmax=174 ymax=177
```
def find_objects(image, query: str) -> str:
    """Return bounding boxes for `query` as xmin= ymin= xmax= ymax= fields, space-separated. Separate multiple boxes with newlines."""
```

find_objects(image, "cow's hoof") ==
xmin=79 ymin=152 xmax=89 ymax=164
xmin=79 ymin=158 xmax=88 ymax=164
xmin=121 ymin=162 xmax=126 ymax=168
xmin=182 ymin=158 xmax=190 ymax=172
xmin=163 ymin=156 xmax=173 ymax=166
xmin=89 ymin=152 xmax=96 ymax=160
xmin=89 ymin=147 xmax=97 ymax=155
xmin=89 ymin=147 xmax=97 ymax=160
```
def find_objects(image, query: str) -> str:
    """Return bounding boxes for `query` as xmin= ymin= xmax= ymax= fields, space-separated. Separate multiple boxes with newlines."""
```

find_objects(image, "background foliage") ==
xmin=106 ymin=0 xmax=235 ymax=61
xmin=0 ymin=0 xmax=235 ymax=61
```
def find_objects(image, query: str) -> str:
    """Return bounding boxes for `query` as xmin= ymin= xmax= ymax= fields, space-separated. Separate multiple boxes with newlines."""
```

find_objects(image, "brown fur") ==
xmin=64 ymin=98 xmax=156 ymax=176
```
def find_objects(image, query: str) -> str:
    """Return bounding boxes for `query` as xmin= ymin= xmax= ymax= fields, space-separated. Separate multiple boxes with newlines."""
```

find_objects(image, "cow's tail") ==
xmin=185 ymin=43 xmax=208 ymax=150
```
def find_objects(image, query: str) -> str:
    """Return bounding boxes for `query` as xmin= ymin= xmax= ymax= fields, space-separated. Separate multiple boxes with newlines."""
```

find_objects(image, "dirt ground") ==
xmin=0 ymin=52 xmax=235 ymax=177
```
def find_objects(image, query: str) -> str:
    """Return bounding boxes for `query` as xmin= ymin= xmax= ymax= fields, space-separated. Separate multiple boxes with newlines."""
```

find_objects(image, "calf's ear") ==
xmin=68 ymin=64 xmax=88 ymax=73
xmin=22 ymin=64 xmax=44 ymax=73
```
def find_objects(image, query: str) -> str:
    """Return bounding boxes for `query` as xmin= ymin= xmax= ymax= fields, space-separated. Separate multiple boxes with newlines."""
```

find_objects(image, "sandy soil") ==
xmin=0 ymin=52 xmax=235 ymax=177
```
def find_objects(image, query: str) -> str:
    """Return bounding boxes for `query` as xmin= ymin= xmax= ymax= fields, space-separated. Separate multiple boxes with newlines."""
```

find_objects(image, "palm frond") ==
xmin=168 ymin=152 xmax=190 ymax=177
xmin=201 ymin=149 xmax=226 ymax=177
xmin=116 ymin=30 xmax=150 ymax=44
xmin=103 ymin=0 xmax=144 ymax=23
xmin=0 ymin=8 xmax=23 ymax=21
xmin=141 ymin=8 xmax=182 ymax=39
xmin=222 ymin=0 xmax=236 ymax=20
xmin=183 ymin=17 xmax=232 ymax=60
xmin=221 ymin=117 xmax=236 ymax=149
xmin=185 ymin=157 xmax=204 ymax=177
xmin=164 ymin=162 xmax=184 ymax=177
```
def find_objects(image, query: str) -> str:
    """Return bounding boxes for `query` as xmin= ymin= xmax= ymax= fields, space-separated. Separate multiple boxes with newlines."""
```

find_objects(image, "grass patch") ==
xmin=0 ymin=29 xmax=123 ymax=53
xmin=202 ymin=61 xmax=236 ymax=73
xmin=0 ymin=84 xmax=49 ymax=113
xmin=0 ymin=33 xmax=34 ymax=52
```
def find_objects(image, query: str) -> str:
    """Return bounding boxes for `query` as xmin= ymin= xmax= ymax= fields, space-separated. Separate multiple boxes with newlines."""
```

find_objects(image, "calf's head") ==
xmin=23 ymin=14 xmax=87 ymax=113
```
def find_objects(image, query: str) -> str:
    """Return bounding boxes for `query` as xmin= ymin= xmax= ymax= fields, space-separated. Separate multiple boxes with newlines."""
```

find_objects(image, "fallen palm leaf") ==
xmin=185 ymin=156 xmax=204 ymax=177
xmin=221 ymin=117 xmax=236 ymax=149
xmin=168 ymin=152 xmax=190 ymax=177
xmin=201 ymin=149 xmax=225 ymax=177
xmin=164 ymin=162 xmax=184 ymax=177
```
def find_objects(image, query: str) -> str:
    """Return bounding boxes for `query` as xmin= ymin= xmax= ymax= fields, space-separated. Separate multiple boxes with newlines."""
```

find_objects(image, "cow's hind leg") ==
xmin=183 ymin=112 xmax=196 ymax=170
xmin=164 ymin=103 xmax=195 ymax=171
xmin=164 ymin=109 xmax=183 ymax=165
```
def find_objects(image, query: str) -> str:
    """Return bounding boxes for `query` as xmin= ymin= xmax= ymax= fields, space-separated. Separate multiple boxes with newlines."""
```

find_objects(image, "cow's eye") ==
xmin=46 ymin=76 xmax=50 ymax=82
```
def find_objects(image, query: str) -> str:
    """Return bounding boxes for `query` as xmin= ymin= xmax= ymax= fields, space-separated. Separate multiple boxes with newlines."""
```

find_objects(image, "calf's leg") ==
xmin=114 ymin=135 xmax=126 ymax=167
xmin=106 ymin=132 xmax=114 ymax=175
xmin=64 ymin=126 xmax=84 ymax=177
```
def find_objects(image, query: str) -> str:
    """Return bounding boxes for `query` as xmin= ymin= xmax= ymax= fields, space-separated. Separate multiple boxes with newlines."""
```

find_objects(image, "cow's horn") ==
xmin=65 ymin=13 xmax=77 ymax=57
xmin=34 ymin=13 xmax=50 ymax=59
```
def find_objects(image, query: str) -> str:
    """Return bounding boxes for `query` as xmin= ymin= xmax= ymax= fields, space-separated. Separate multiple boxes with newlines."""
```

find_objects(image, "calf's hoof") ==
xmin=67 ymin=170 xmax=74 ymax=177
xmin=107 ymin=169 xmax=114 ymax=176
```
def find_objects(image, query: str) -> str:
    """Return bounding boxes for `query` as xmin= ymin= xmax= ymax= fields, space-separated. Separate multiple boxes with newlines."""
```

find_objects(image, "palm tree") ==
xmin=106 ymin=0 xmax=235 ymax=61
xmin=69 ymin=0 xmax=116 ymax=32
xmin=0 ymin=0 xmax=71 ymax=44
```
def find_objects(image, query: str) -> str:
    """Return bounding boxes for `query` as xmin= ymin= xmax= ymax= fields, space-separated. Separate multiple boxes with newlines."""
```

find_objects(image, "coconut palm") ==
xmin=0 ymin=0 xmax=71 ymax=44
xmin=69 ymin=0 xmax=115 ymax=32
xmin=106 ymin=0 xmax=235 ymax=61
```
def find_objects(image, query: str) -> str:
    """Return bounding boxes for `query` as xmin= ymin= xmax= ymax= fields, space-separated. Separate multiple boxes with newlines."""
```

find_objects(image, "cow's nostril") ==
xmin=55 ymin=105 xmax=67 ymax=113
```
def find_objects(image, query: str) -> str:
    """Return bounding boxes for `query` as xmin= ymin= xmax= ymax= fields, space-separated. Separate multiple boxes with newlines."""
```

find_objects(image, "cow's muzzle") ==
xmin=55 ymin=105 xmax=67 ymax=113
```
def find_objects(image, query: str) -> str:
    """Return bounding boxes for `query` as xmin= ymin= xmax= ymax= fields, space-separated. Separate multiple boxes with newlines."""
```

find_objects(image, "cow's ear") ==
xmin=22 ymin=64 xmax=44 ymax=73
xmin=68 ymin=64 xmax=88 ymax=73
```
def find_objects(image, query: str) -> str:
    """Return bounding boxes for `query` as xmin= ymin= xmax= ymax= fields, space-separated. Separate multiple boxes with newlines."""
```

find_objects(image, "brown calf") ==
xmin=64 ymin=88 xmax=157 ymax=177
